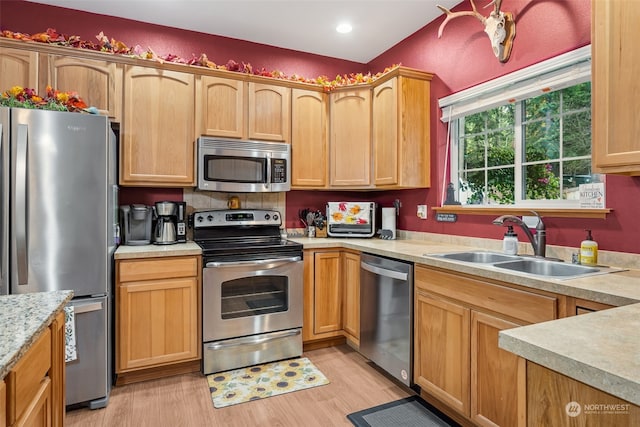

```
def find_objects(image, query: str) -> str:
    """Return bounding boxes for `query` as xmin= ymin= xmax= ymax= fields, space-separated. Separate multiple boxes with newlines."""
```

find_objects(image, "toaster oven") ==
xmin=326 ymin=202 xmax=377 ymax=237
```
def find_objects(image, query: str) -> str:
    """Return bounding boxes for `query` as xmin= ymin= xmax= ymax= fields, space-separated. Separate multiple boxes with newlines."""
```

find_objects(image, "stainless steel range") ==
xmin=192 ymin=209 xmax=303 ymax=375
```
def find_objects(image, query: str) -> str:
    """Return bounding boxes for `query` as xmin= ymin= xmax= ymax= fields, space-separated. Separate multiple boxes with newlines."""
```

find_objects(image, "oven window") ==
xmin=221 ymin=275 xmax=288 ymax=319
xmin=204 ymin=155 xmax=267 ymax=183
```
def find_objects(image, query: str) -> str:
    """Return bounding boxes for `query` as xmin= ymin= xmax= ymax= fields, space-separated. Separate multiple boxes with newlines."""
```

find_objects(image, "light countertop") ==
xmin=114 ymin=235 xmax=640 ymax=404
xmin=290 ymin=236 xmax=640 ymax=306
xmin=114 ymin=241 xmax=202 ymax=259
xmin=290 ymin=236 xmax=640 ymax=404
xmin=499 ymin=304 xmax=640 ymax=406
xmin=0 ymin=290 xmax=73 ymax=380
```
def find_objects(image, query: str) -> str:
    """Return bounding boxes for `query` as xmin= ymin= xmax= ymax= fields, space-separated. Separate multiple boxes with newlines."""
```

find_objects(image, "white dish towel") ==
xmin=64 ymin=305 xmax=78 ymax=362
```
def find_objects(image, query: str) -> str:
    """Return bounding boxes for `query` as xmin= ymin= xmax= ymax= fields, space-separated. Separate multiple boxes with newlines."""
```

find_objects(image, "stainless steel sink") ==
xmin=424 ymin=251 xmax=616 ymax=279
xmin=435 ymin=252 xmax=522 ymax=264
xmin=493 ymin=258 xmax=600 ymax=278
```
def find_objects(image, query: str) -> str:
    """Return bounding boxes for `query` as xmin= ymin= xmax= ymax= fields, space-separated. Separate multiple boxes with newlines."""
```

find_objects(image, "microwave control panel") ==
xmin=271 ymin=159 xmax=287 ymax=183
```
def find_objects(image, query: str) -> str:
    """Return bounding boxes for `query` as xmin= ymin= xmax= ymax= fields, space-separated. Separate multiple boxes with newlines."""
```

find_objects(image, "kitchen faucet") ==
xmin=493 ymin=211 xmax=546 ymax=257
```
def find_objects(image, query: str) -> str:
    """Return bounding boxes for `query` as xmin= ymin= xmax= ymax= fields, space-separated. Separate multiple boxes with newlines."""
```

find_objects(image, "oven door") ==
xmin=202 ymin=255 xmax=303 ymax=342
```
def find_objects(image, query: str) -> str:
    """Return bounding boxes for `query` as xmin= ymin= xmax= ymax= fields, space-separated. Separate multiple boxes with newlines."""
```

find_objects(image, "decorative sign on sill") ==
xmin=579 ymin=182 xmax=606 ymax=209
xmin=436 ymin=213 xmax=458 ymax=223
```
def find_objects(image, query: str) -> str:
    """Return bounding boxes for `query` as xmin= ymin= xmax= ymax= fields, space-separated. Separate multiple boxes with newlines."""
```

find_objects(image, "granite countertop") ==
xmin=499 ymin=304 xmax=640 ymax=406
xmin=0 ymin=290 xmax=73 ymax=380
xmin=114 ymin=241 xmax=202 ymax=259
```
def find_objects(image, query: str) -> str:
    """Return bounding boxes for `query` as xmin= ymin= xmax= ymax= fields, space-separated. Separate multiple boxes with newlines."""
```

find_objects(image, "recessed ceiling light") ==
xmin=336 ymin=22 xmax=353 ymax=34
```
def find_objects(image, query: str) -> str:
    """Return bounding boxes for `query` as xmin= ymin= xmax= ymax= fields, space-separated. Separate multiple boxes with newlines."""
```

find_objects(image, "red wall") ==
xmin=3 ymin=0 xmax=640 ymax=254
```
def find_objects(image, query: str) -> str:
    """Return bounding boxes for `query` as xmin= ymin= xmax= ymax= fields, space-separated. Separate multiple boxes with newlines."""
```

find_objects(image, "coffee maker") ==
xmin=154 ymin=201 xmax=178 ymax=245
xmin=120 ymin=204 xmax=153 ymax=245
xmin=175 ymin=201 xmax=187 ymax=243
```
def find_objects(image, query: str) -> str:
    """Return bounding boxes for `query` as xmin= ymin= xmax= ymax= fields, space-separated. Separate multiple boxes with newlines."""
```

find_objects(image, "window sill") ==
xmin=432 ymin=206 xmax=611 ymax=219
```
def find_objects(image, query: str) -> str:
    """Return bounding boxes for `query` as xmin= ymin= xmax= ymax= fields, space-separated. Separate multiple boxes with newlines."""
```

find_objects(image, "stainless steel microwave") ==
xmin=197 ymin=137 xmax=291 ymax=192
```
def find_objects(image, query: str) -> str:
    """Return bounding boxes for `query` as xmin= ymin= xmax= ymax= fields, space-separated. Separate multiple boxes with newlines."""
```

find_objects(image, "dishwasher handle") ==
xmin=361 ymin=261 xmax=408 ymax=281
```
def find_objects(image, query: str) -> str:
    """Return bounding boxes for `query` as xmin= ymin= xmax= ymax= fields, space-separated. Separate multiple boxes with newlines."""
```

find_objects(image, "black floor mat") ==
xmin=347 ymin=395 xmax=460 ymax=427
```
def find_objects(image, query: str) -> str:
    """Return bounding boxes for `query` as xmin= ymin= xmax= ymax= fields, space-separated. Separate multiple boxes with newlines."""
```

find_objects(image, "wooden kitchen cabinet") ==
xmin=303 ymin=249 xmax=357 ymax=344
xmin=372 ymin=70 xmax=432 ymax=188
xmin=341 ymin=250 xmax=361 ymax=344
xmin=199 ymin=76 xmax=291 ymax=142
xmin=49 ymin=312 xmax=65 ymax=427
xmin=566 ymin=296 xmax=614 ymax=316
xmin=0 ymin=379 xmax=5 ymax=427
xmin=199 ymin=75 xmax=245 ymax=138
xmin=414 ymin=265 xmax=560 ymax=427
xmin=291 ymin=88 xmax=329 ymax=188
xmin=592 ymin=0 xmax=640 ymax=174
xmin=0 ymin=46 xmax=40 ymax=92
xmin=414 ymin=289 xmax=470 ymax=415
xmin=5 ymin=327 xmax=52 ymax=427
xmin=329 ymin=88 xmax=372 ymax=187
xmin=44 ymin=55 xmax=123 ymax=122
xmin=121 ymin=65 xmax=196 ymax=186
xmin=312 ymin=251 xmax=342 ymax=335
xmin=471 ymin=311 xmax=525 ymax=427
xmin=116 ymin=256 xmax=201 ymax=379
xmin=527 ymin=362 xmax=640 ymax=427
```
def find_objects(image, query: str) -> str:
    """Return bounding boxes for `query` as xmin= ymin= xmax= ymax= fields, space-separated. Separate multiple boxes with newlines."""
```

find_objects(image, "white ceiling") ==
xmin=27 ymin=0 xmax=460 ymax=63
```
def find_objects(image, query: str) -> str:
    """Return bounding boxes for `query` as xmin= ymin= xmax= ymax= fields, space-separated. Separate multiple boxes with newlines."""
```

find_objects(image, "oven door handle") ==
xmin=206 ymin=329 xmax=301 ymax=350
xmin=205 ymin=256 xmax=301 ymax=268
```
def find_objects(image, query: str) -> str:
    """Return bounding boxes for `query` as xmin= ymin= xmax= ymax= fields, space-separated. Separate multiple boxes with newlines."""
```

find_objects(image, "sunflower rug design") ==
xmin=206 ymin=357 xmax=330 ymax=408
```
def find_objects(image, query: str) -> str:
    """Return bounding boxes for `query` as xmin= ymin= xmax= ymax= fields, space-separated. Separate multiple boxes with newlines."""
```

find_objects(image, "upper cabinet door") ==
xmin=121 ymin=66 xmax=196 ymax=186
xmin=329 ymin=88 xmax=372 ymax=187
xmin=372 ymin=78 xmax=399 ymax=186
xmin=199 ymin=75 xmax=245 ymax=138
xmin=0 ymin=47 xmax=39 ymax=92
xmin=372 ymin=74 xmax=431 ymax=189
xmin=46 ymin=55 xmax=123 ymax=122
xmin=592 ymin=0 xmax=640 ymax=175
xmin=291 ymin=88 xmax=328 ymax=188
xmin=248 ymin=82 xmax=291 ymax=142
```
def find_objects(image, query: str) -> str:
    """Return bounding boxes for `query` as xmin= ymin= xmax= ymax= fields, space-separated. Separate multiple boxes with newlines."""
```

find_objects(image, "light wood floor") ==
xmin=66 ymin=345 xmax=413 ymax=426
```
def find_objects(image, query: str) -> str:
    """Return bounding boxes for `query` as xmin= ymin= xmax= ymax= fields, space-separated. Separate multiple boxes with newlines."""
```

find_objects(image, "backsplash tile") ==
xmin=183 ymin=189 xmax=286 ymax=217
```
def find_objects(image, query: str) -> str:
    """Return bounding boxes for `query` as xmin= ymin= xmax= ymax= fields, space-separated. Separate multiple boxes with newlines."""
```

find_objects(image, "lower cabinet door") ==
xmin=414 ymin=290 xmax=470 ymax=415
xmin=14 ymin=378 xmax=52 ymax=427
xmin=471 ymin=311 xmax=525 ymax=427
xmin=117 ymin=277 xmax=199 ymax=371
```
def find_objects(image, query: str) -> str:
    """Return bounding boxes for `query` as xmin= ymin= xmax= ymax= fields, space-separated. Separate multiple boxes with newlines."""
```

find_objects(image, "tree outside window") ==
xmin=456 ymin=82 xmax=592 ymax=206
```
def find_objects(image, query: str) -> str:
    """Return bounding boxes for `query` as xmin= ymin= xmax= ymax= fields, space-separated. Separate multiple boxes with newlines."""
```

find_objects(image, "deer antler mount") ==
xmin=437 ymin=0 xmax=516 ymax=63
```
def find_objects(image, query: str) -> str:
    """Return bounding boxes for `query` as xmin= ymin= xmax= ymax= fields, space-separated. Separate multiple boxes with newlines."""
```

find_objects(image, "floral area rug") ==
xmin=206 ymin=357 xmax=330 ymax=408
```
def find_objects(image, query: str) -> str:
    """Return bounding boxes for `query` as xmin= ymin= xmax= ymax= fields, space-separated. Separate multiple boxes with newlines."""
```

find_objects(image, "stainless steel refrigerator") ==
xmin=0 ymin=107 xmax=118 ymax=409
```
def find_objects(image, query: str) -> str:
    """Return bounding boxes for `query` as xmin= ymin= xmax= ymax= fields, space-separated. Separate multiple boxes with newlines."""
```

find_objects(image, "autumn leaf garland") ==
xmin=1 ymin=28 xmax=401 ymax=91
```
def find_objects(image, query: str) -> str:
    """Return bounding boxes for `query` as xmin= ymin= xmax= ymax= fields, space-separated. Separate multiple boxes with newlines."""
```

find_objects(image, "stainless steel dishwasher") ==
xmin=360 ymin=253 xmax=413 ymax=386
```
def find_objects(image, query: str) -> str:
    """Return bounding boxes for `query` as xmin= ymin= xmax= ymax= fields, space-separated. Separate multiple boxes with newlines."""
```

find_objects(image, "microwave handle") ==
xmin=265 ymin=155 xmax=272 ymax=190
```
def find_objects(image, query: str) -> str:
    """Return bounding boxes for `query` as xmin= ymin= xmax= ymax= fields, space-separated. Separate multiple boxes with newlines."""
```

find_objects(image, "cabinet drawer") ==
xmin=6 ymin=328 xmax=51 ymax=425
xmin=415 ymin=266 xmax=557 ymax=324
xmin=118 ymin=256 xmax=199 ymax=282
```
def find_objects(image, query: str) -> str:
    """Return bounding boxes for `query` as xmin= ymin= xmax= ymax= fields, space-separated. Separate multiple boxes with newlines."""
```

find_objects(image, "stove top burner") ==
xmin=191 ymin=209 xmax=302 ymax=260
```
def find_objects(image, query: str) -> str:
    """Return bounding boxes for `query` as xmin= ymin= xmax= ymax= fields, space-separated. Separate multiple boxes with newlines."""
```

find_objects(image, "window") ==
xmin=440 ymin=46 xmax=596 ymax=209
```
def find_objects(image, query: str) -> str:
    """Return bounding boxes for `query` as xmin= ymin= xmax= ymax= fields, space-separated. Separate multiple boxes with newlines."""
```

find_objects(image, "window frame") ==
xmin=439 ymin=46 xmax=594 ymax=210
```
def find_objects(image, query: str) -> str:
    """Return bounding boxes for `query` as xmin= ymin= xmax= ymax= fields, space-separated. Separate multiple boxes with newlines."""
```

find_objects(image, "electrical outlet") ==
xmin=417 ymin=205 xmax=428 ymax=219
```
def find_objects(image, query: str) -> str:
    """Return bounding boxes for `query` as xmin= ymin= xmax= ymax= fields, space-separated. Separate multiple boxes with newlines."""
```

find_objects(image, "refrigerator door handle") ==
xmin=15 ymin=124 xmax=28 ymax=286
xmin=0 ymin=121 xmax=6 ymax=294
xmin=73 ymin=301 xmax=104 ymax=314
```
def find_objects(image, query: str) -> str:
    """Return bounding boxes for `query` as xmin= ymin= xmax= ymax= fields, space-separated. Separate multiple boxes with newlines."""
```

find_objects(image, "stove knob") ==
xmin=196 ymin=215 xmax=203 ymax=222
xmin=264 ymin=213 xmax=271 ymax=220
xmin=207 ymin=215 xmax=213 ymax=222
xmin=273 ymin=214 xmax=279 ymax=221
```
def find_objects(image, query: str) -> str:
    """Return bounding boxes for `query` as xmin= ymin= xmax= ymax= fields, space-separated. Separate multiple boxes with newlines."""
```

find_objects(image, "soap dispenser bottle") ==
xmin=503 ymin=225 xmax=518 ymax=255
xmin=580 ymin=229 xmax=598 ymax=266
